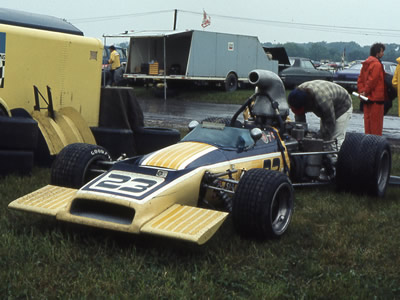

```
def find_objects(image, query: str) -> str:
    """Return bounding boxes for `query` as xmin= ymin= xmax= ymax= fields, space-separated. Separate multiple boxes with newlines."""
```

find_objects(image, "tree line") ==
xmin=263 ymin=41 xmax=400 ymax=63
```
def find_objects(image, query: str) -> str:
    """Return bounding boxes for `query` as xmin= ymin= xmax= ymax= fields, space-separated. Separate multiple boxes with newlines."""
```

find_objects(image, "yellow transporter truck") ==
xmin=0 ymin=8 xmax=180 ymax=174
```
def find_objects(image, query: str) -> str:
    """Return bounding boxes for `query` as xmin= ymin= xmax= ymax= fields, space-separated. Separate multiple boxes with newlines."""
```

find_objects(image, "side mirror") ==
xmin=188 ymin=120 xmax=199 ymax=131
xmin=250 ymin=128 xmax=263 ymax=143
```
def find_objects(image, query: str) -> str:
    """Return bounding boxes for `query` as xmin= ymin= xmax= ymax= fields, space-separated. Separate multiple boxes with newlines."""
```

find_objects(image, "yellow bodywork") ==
xmin=8 ymin=140 xmax=289 ymax=245
xmin=9 ymin=184 xmax=228 ymax=245
xmin=0 ymin=24 xmax=103 ymax=127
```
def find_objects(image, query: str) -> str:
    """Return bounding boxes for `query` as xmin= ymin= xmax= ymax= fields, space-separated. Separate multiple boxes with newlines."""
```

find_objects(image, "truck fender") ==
xmin=31 ymin=107 xmax=96 ymax=156
xmin=0 ymin=97 xmax=12 ymax=116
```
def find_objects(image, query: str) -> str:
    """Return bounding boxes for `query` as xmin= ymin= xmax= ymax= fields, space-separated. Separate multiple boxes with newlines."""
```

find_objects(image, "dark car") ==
xmin=333 ymin=61 xmax=397 ymax=92
xmin=279 ymin=57 xmax=333 ymax=89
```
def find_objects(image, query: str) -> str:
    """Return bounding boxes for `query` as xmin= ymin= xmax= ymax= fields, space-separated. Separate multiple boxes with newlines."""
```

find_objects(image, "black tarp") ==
xmin=99 ymin=87 xmax=144 ymax=130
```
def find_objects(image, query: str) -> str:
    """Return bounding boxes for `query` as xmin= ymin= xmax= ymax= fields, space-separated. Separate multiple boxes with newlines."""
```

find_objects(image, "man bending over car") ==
xmin=287 ymin=80 xmax=353 ymax=162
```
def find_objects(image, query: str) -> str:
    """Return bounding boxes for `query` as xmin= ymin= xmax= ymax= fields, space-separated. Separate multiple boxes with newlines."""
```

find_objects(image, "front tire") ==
xmin=232 ymin=168 xmax=294 ymax=239
xmin=51 ymin=143 xmax=111 ymax=188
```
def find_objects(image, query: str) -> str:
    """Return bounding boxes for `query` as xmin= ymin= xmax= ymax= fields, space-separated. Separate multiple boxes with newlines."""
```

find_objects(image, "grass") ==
xmin=2 ymin=85 xmax=400 ymax=298
xmin=2 ymin=153 xmax=400 ymax=298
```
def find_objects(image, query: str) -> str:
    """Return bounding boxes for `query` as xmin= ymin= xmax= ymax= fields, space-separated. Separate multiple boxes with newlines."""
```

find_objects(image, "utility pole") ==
xmin=173 ymin=9 xmax=177 ymax=30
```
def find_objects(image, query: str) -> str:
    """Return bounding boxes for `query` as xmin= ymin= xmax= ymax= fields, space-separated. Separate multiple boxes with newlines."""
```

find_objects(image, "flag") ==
xmin=201 ymin=10 xmax=211 ymax=28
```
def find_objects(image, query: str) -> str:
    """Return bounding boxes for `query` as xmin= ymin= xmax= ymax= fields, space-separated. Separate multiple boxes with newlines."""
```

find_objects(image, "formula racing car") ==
xmin=8 ymin=70 xmax=392 ymax=245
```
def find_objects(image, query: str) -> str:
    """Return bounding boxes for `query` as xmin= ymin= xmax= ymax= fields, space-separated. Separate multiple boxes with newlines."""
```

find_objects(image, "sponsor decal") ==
xmin=156 ymin=169 xmax=168 ymax=178
xmin=87 ymin=170 xmax=164 ymax=198
xmin=261 ymin=131 xmax=276 ymax=144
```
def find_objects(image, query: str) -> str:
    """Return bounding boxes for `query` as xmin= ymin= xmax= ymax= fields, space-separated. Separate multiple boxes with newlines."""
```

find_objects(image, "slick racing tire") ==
xmin=336 ymin=133 xmax=391 ymax=197
xmin=232 ymin=168 xmax=294 ymax=239
xmin=0 ymin=114 xmax=38 ymax=150
xmin=51 ymin=143 xmax=112 ymax=189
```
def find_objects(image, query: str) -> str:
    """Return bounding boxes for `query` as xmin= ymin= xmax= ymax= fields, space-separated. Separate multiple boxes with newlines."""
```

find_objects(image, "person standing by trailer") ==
xmin=357 ymin=43 xmax=386 ymax=135
xmin=107 ymin=45 xmax=121 ymax=86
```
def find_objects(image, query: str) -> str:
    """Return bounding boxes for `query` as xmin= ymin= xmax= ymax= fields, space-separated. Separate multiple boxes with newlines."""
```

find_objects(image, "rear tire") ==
xmin=336 ymin=133 xmax=391 ymax=197
xmin=232 ymin=168 xmax=294 ymax=239
xmin=51 ymin=143 xmax=111 ymax=188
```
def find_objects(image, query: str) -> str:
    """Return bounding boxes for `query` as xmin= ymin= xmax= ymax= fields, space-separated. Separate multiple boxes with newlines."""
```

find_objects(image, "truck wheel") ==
xmin=51 ymin=143 xmax=111 ymax=188
xmin=134 ymin=127 xmax=181 ymax=155
xmin=336 ymin=133 xmax=391 ymax=197
xmin=225 ymin=73 xmax=238 ymax=92
xmin=232 ymin=168 xmax=294 ymax=239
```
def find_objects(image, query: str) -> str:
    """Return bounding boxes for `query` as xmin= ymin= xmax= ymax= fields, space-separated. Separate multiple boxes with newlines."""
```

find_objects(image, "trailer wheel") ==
xmin=232 ymin=168 xmax=294 ymax=239
xmin=51 ymin=143 xmax=111 ymax=188
xmin=225 ymin=73 xmax=238 ymax=92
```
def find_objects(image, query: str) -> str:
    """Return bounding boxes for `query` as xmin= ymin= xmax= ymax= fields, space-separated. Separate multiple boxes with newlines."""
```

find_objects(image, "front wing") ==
xmin=8 ymin=185 xmax=228 ymax=245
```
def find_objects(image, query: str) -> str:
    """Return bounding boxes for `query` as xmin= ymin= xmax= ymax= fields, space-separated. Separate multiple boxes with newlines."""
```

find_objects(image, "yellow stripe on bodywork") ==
xmin=142 ymin=142 xmax=217 ymax=170
xmin=8 ymin=185 xmax=77 ymax=216
xmin=141 ymin=204 xmax=228 ymax=245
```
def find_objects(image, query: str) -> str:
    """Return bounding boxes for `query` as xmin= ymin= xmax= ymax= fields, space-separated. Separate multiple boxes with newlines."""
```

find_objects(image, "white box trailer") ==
xmin=107 ymin=30 xmax=278 ymax=92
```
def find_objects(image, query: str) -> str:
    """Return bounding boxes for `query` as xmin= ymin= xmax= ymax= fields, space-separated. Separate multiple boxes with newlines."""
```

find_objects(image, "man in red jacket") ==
xmin=357 ymin=43 xmax=387 ymax=135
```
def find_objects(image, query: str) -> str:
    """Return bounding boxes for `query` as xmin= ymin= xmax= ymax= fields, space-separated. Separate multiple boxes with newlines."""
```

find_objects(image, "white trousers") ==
xmin=324 ymin=104 xmax=353 ymax=152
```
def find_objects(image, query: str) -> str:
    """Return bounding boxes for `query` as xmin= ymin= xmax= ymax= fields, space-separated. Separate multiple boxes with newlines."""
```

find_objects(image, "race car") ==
xmin=8 ymin=70 xmax=392 ymax=245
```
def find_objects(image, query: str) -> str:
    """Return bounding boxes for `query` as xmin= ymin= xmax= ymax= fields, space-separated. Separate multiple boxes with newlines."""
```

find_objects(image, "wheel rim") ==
xmin=377 ymin=149 xmax=390 ymax=193
xmin=270 ymin=182 xmax=293 ymax=235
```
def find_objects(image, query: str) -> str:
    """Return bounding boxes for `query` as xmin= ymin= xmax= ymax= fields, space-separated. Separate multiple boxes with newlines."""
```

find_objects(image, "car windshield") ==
xmin=349 ymin=63 xmax=362 ymax=70
xmin=301 ymin=60 xmax=315 ymax=69
xmin=384 ymin=63 xmax=396 ymax=74
xmin=182 ymin=124 xmax=254 ymax=149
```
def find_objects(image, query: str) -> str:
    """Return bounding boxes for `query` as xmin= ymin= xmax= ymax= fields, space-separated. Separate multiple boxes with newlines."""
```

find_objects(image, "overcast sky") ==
xmin=2 ymin=0 xmax=400 ymax=46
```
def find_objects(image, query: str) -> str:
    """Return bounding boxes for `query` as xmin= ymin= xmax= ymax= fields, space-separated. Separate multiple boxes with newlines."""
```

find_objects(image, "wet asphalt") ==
xmin=137 ymin=97 xmax=400 ymax=141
